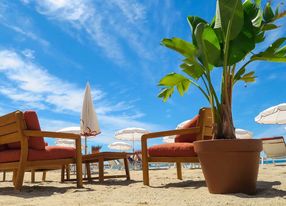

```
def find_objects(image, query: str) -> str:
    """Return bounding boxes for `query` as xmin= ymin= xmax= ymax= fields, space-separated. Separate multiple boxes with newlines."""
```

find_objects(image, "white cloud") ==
xmin=0 ymin=1 xmax=50 ymax=47
xmin=0 ymin=49 xmax=161 ymax=145
xmin=0 ymin=49 xmax=104 ymax=112
xmin=22 ymin=49 xmax=35 ymax=59
xmin=21 ymin=0 xmax=153 ymax=65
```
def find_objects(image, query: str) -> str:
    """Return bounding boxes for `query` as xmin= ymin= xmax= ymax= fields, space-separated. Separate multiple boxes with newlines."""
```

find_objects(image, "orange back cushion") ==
xmin=7 ymin=111 xmax=46 ymax=150
xmin=175 ymin=115 xmax=199 ymax=143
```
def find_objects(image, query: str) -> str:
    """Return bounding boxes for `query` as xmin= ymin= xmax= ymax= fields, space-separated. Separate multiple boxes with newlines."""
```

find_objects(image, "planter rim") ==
xmin=194 ymin=139 xmax=262 ymax=153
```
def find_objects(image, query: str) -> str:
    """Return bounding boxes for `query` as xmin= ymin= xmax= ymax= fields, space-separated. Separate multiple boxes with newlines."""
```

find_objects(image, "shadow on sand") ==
xmin=234 ymin=181 xmax=286 ymax=198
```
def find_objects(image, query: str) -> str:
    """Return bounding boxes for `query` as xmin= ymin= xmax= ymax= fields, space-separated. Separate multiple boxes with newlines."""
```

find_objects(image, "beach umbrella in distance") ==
xmin=80 ymin=82 xmax=101 ymax=154
xmin=108 ymin=142 xmax=132 ymax=151
xmin=255 ymin=103 xmax=286 ymax=124
xmin=57 ymin=126 xmax=81 ymax=134
xmin=163 ymin=136 xmax=175 ymax=143
xmin=235 ymin=129 xmax=253 ymax=139
xmin=115 ymin=127 xmax=149 ymax=153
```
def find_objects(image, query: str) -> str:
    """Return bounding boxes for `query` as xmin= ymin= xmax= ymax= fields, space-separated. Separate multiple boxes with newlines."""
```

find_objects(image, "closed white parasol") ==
xmin=80 ymin=82 xmax=101 ymax=154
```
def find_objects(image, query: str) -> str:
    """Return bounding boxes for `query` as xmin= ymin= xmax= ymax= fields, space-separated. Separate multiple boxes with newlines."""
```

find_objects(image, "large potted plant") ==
xmin=158 ymin=0 xmax=286 ymax=194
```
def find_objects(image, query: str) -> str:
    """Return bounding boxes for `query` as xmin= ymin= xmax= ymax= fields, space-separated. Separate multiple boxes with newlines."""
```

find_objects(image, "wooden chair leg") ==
xmin=176 ymin=162 xmax=182 ymax=180
xmin=3 ymin=171 xmax=6 ymax=182
xmin=31 ymin=170 xmax=35 ymax=183
xmin=123 ymin=158 xmax=130 ymax=180
xmin=61 ymin=165 xmax=65 ymax=183
xmin=66 ymin=164 xmax=70 ymax=180
xmin=142 ymin=156 xmax=150 ymax=186
xmin=75 ymin=139 xmax=83 ymax=188
xmin=98 ymin=157 xmax=104 ymax=183
xmin=13 ymin=170 xmax=17 ymax=186
xmin=42 ymin=171 xmax=46 ymax=182
xmin=15 ymin=168 xmax=25 ymax=191
xmin=86 ymin=163 xmax=92 ymax=182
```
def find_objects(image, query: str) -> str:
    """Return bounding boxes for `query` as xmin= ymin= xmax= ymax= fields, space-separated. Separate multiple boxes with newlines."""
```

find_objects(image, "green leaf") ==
xmin=263 ymin=2 xmax=275 ymax=23
xmin=234 ymin=68 xmax=256 ymax=84
xmin=158 ymin=87 xmax=174 ymax=102
xmin=161 ymin=38 xmax=197 ymax=58
xmin=255 ymin=31 xmax=265 ymax=43
xmin=180 ymin=61 xmax=205 ymax=80
xmin=187 ymin=16 xmax=207 ymax=46
xmin=158 ymin=73 xmax=191 ymax=101
xmin=158 ymin=73 xmax=188 ymax=87
xmin=195 ymin=23 xmax=222 ymax=67
xmin=261 ymin=23 xmax=279 ymax=31
xmin=254 ymin=0 xmax=261 ymax=7
xmin=240 ymin=71 xmax=256 ymax=83
xmin=251 ymin=38 xmax=286 ymax=62
xmin=252 ymin=9 xmax=263 ymax=27
xmin=215 ymin=0 xmax=244 ymax=40
xmin=228 ymin=7 xmax=256 ymax=65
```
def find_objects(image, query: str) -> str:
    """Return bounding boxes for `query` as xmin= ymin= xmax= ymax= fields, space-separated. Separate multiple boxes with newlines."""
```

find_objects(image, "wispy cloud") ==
xmin=0 ymin=49 xmax=104 ymax=113
xmin=20 ymin=0 xmax=161 ymax=65
xmin=0 ymin=49 xmax=161 ymax=143
xmin=0 ymin=1 xmax=50 ymax=47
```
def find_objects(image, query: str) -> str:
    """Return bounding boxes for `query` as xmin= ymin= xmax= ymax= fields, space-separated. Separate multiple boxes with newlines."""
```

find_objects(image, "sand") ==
xmin=0 ymin=164 xmax=286 ymax=206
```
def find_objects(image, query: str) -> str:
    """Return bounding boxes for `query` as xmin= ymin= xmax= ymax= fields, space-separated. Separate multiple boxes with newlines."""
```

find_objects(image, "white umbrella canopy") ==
xmin=255 ymin=103 xmax=286 ymax=124
xmin=115 ymin=127 xmax=149 ymax=141
xmin=80 ymin=82 xmax=101 ymax=154
xmin=55 ymin=139 xmax=75 ymax=147
xmin=108 ymin=142 xmax=132 ymax=151
xmin=235 ymin=128 xmax=253 ymax=139
xmin=115 ymin=127 xmax=149 ymax=152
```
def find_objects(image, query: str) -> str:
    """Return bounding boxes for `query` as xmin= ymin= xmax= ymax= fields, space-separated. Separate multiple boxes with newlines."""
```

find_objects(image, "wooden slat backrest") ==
xmin=197 ymin=107 xmax=213 ymax=141
xmin=0 ymin=111 xmax=26 ymax=144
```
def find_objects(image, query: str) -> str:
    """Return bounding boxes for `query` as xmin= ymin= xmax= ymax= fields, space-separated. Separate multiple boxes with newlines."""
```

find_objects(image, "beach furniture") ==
xmin=261 ymin=136 xmax=286 ymax=164
xmin=141 ymin=107 xmax=212 ymax=186
xmin=62 ymin=152 xmax=130 ymax=183
xmin=0 ymin=110 xmax=83 ymax=190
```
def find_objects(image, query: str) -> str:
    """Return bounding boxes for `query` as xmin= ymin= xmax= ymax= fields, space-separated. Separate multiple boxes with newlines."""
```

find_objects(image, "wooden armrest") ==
xmin=141 ymin=127 xmax=200 ymax=141
xmin=23 ymin=130 xmax=80 ymax=140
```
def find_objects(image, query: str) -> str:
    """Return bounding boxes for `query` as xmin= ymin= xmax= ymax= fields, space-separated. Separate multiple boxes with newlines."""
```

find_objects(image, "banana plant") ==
xmin=158 ymin=0 xmax=286 ymax=139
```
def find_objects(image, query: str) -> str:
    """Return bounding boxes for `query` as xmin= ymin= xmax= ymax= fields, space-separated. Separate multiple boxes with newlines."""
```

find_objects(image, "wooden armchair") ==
xmin=141 ymin=107 xmax=213 ymax=186
xmin=0 ymin=111 xmax=83 ymax=190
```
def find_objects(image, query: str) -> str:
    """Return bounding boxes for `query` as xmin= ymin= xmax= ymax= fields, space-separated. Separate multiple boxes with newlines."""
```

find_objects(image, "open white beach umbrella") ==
xmin=235 ymin=128 xmax=253 ymax=139
xmin=255 ymin=103 xmax=286 ymax=124
xmin=162 ymin=120 xmax=192 ymax=143
xmin=80 ymin=82 xmax=101 ymax=154
xmin=108 ymin=142 xmax=132 ymax=151
xmin=115 ymin=127 xmax=149 ymax=152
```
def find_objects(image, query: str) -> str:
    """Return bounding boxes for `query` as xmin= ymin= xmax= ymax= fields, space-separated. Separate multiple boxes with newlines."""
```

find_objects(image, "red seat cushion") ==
xmin=175 ymin=115 xmax=199 ymax=143
xmin=7 ymin=111 xmax=46 ymax=150
xmin=0 ymin=146 xmax=76 ymax=163
xmin=148 ymin=143 xmax=197 ymax=157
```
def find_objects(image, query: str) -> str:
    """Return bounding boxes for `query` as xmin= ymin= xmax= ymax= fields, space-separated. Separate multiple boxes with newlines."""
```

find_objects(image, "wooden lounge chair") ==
xmin=261 ymin=136 xmax=286 ymax=165
xmin=141 ymin=107 xmax=213 ymax=186
xmin=0 ymin=110 xmax=83 ymax=190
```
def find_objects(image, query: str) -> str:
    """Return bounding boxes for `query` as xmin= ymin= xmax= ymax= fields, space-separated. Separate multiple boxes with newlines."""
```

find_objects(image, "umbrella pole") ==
xmin=84 ymin=136 xmax=87 ymax=178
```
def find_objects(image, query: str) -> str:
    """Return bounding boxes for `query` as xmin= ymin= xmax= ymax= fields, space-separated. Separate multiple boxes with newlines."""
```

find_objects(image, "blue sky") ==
xmin=0 ymin=0 xmax=285 ymax=152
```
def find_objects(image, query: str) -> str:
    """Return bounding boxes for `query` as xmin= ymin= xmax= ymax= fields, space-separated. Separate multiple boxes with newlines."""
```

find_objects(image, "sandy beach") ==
xmin=0 ymin=164 xmax=286 ymax=206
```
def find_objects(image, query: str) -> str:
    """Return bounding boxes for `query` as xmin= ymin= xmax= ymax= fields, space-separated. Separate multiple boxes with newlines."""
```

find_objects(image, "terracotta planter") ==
xmin=194 ymin=139 xmax=262 ymax=195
